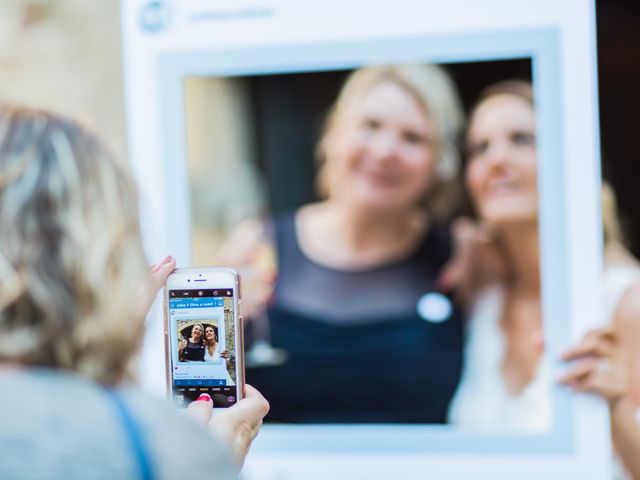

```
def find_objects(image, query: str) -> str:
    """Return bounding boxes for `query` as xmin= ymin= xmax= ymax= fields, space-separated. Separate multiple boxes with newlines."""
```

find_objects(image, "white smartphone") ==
xmin=164 ymin=267 xmax=244 ymax=410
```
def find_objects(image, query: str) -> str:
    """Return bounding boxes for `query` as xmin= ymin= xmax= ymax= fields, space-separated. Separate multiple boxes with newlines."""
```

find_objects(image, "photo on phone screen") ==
xmin=167 ymin=287 xmax=238 ymax=408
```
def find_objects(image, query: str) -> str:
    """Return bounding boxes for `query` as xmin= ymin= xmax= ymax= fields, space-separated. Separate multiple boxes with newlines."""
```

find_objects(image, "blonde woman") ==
xmin=179 ymin=323 xmax=206 ymax=362
xmin=218 ymin=65 xmax=466 ymax=423
xmin=0 ymin=106 xmax=269 ymax=477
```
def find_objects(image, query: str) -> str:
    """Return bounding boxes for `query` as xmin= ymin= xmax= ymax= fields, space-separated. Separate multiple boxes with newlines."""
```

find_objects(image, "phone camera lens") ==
xmin=187 ymin=279 xmax=191 ymax=282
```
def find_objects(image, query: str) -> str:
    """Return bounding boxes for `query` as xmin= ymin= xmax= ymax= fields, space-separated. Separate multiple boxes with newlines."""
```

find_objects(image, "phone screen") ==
xmin=168 ymin=288 xmax=238 ymax=408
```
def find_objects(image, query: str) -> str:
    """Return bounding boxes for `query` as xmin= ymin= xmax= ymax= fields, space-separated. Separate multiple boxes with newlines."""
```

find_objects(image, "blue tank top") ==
xmin=245 ymin=212 xmax=464 ymax=423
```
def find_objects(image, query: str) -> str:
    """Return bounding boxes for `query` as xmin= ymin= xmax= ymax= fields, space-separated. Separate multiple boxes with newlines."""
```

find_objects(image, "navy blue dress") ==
xmin=245 ymin=213 xmax=464 ymax=423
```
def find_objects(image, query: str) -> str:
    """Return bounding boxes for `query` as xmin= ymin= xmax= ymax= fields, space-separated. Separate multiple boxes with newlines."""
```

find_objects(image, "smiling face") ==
xmin=465 ymin=94 xmax=538 ymax=227
xmin=204 ymin=326 xmax=216 ymax=343
xmin=191 ymin=324 xmax=203 ymax=341
xmin=325 ymin=80 xmax=439 ymax=212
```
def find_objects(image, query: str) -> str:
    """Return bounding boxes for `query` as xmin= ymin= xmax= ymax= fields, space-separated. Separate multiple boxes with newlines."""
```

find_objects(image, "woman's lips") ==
xmin=483 ymin=177 xmax=520 ymax=196
xmin=358 ymin=169 xmax=402 ymax=187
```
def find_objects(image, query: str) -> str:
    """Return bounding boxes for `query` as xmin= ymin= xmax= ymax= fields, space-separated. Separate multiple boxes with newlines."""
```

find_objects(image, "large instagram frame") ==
xmin=122 ymin=0 xmax=607 ymax=478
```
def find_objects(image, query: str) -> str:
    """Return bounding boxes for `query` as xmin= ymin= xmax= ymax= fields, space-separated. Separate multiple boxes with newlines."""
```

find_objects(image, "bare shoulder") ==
xmin=612 ymin=281 xmax=640 ymax=337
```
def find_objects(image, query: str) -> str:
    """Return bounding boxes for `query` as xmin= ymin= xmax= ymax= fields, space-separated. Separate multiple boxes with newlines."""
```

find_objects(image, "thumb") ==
xmin=186 ymin=394 xmax=213 ymax=427
xmin=150 ymin=255 xmax=176 ymax=294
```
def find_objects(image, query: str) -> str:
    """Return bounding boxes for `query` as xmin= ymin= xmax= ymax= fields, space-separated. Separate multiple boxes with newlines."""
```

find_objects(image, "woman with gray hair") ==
xmin=0 ymin=106 xmax=269 ymax=478
xmin=218 ymin=64 xmax=467 ymax=423
xmin=179 ymin=323 xmax=206 ymax=361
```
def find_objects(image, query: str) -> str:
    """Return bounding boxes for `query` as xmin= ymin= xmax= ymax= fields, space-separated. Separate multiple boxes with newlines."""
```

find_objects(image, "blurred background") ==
xmin=0 ymin=0 xmax=126 ymax=162
xmin=1 ymin=0 xmax=638 ymax=256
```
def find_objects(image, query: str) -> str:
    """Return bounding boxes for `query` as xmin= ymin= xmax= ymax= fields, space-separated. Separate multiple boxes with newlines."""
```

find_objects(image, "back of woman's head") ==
xmin=0 ymin=106 xmax=149 ymax=384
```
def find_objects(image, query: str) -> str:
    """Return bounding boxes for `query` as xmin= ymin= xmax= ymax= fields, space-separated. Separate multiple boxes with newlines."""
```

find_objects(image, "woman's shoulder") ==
xmin=611 ymin=281 xmax=640 ymax=336
xmin=0 ymin=370 xmax=237 ymax=479
xmin=119 ymin=388 xmax=238 ymax=478
xmin=604 ymin=256 xmax=640 ymax=327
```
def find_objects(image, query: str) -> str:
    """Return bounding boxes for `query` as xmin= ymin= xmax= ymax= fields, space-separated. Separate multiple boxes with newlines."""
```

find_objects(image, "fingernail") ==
xmin=196 ymin=393 xmax=212 ymax=402
xmin=161 ymin=255 xmax=173 ymax=265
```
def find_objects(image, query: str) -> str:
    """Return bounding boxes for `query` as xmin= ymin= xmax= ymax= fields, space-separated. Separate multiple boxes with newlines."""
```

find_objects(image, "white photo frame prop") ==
xmin=121 ymin=1 xmax=608 ymax=478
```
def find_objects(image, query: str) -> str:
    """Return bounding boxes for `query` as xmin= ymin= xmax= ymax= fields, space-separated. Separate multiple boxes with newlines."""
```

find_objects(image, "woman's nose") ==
xmin=370 ymin=131 xmax=400 ymax=161
xmin=485 ymin=141 xmax=511 ymax=168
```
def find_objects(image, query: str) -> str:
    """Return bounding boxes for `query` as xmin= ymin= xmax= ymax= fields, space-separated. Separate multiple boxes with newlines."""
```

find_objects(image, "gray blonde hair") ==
xmin=190 ymin=323 xmax=204 ymax=339
xmin=0 ymin=106 xmax=150 ymax=385
xmin=316 ymin=64 xmax=465 ymax=211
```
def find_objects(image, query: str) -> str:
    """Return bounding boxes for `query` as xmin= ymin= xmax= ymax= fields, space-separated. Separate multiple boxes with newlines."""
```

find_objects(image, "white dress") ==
xmin=447 ymin=285 xmax=551 ymax=432
xmin=204 ymin=345 xmax=220 ymax=362
xmin=448 ymin=263 xmax=640 ymax=433
xmin=204 ymin=345 xmax=235 ymax=385
xmin=448 ymin=263 xmax=640 ymax=477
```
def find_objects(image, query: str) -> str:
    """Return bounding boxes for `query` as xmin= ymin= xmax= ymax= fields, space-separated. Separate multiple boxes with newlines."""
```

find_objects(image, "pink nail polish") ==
xmin=196 ymin=393 xmax=212 ymax=402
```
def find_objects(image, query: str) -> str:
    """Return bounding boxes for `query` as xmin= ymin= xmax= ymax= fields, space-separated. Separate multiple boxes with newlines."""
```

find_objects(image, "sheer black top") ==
xmin=246 ymin=212 xmax=464 ymax=423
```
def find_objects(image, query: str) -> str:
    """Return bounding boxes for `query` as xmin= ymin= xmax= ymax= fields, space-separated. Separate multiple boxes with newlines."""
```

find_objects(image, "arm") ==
xmin=610 ymin=396 xmax=640 ymax=479
xmin=213 ymin=217 xmax=277 ymax=319
xmin=611 ymin=283 xmax=640 ymax=478
xmin=559 ymin=284 xmax=640 ymax=480
xmin=437 ymin=217 xmax=509 ymax=307
xmin=178 ymin=339 xmax=187 ymax=361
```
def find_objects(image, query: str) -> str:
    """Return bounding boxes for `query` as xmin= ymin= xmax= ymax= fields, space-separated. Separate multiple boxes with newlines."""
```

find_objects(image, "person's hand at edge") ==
xmin=186 ymin=385 xmax=270 ymax=467
xmin=437 ymin=218 xmax=508 ymax=306
xmin=137 ymin=255 xmax=177 ymax=318
xmin=558 ymin=326 xmax=629 ymax=407
xmin=150 ymin=255 xmax=177 ymax=296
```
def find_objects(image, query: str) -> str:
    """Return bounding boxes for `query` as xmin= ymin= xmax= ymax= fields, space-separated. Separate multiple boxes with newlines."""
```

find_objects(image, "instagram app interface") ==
xmin=169 ymin=288 xmax=237 ymax=407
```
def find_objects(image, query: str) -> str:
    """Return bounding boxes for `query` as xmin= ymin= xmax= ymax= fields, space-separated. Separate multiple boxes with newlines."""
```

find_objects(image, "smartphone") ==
xmin=164 ymin=267 xmax=244 ymax=410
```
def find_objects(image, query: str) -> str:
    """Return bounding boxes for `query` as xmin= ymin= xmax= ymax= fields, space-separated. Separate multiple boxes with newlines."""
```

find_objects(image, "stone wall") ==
xmin=0 ymin=0 xmax=127 ymax=165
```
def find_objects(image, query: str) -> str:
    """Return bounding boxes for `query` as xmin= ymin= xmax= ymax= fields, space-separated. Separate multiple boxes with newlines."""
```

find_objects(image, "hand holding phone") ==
xmin=165 ymin=267 xmax=245 ymax=410
xmin=186 ymin=385 xmax=269 ymax=466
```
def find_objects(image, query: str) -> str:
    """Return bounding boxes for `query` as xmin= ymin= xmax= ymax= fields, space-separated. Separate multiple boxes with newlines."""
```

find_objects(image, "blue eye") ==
xmin=511 ymin=132 xmax=535 ymax=145
xmin=467 ymin=140 xmax=488 ymax=158
xmin=362 ymin=118 xmax=381 ymax=130
xmin=403 ymin=131 xmax=426 ymax=145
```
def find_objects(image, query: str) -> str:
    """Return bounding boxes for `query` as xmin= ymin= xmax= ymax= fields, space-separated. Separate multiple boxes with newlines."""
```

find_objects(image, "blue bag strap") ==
xmin=107 ymin=390 xmax=155 ymax=480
